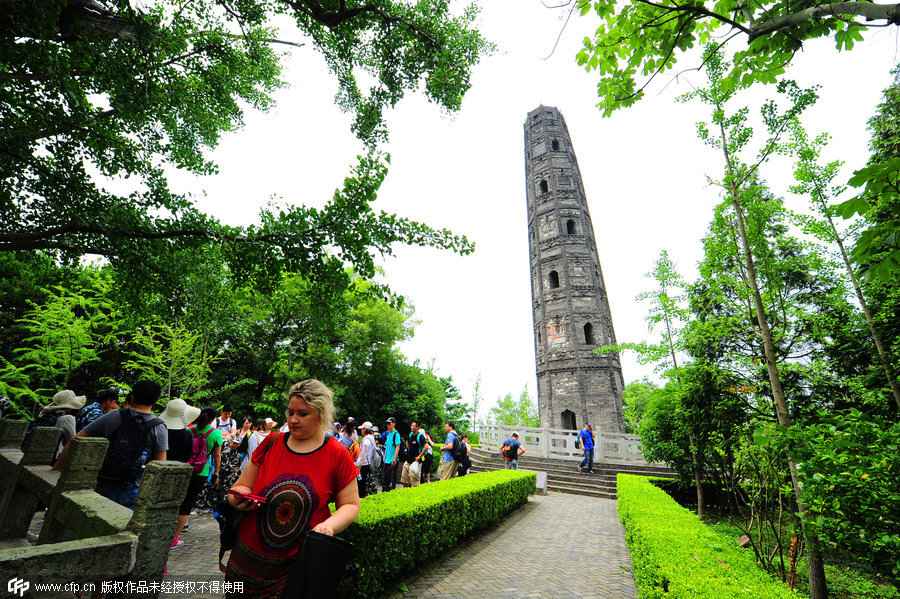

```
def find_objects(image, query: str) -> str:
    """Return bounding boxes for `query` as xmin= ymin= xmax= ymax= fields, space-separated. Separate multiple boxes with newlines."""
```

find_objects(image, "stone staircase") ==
xmin=468 ymin=446 xmax=674 ymax=499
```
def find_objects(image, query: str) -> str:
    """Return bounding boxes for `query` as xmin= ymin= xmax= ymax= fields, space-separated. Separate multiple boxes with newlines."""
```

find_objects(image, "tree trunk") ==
xmin=823 ymin=211 xmax=900 ymax=410
xmin=729 ymin=187 xmax=828 ymax=599
xmin=694 ymin=459 xmax=705 ymax=519
xmin=718 ymin=120 xmax=827 ymax=599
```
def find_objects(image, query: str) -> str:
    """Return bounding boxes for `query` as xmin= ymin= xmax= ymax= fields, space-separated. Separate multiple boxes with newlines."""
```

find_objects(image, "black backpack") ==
xmin=98 ymin=408 xmax=163 ymax=483
xmin=451 ymin=434 xmax=466 ymax=462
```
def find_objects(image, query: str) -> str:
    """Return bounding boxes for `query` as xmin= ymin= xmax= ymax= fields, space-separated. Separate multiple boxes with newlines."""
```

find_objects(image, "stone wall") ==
xmin=0 ymin=419 xmax=191 ymax=597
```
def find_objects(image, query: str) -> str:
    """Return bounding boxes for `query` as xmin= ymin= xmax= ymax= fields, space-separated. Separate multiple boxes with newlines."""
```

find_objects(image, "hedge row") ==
xmin=340 ymin=470 xmax=535 ymax=596
xmin=617 ymin=474 xmax=797 ymax=599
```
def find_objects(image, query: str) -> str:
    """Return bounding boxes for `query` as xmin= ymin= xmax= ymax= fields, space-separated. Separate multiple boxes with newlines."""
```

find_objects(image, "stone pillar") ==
xmin=0 ymin=419 xmax=27 ymax=449
xmin=538 ymin=429 xmax=550 ymax=458
xmin=38 ymin=437 xmax=109 ymax=544
xmin=0 ymin=420 xmax=28 ymax=526
xmin=0 ymin=427 xmax=61 ymax=539
xmin=127 ymin=460 xmax=192 ymax=593
xmin=20 ymin=427 xmax=62 ymax=466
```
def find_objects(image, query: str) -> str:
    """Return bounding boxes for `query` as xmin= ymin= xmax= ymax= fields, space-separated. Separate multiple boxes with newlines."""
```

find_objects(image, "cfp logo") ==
xmin=6 ymin=578 xmax=29 ymax=597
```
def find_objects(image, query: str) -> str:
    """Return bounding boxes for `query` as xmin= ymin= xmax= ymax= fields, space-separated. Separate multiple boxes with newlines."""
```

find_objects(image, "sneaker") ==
xmin=170 ymin=536 xmax=184 ymax=549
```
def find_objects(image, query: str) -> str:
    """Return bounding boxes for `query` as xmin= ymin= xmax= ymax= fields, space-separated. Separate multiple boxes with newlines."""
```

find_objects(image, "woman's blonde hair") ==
xmin=286 ymin=379 xmax=334 ymax=432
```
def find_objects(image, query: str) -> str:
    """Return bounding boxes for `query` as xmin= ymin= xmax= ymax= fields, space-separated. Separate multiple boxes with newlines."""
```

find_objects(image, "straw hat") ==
xmin=40 ymin=390 xmax=86 ymax=415
xmin=160 ymin=398 xmax=201 ymax=430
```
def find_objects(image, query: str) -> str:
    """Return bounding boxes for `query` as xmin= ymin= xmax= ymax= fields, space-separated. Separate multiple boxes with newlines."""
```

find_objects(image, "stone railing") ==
xmin=0 ymin=419 xmax=191 ymax=596
xmin=477 ymin=423 xmax=654 ymax=466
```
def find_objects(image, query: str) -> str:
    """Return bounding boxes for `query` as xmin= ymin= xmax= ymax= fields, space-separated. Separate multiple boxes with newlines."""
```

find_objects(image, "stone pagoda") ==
xmin=524 ymin=105 xmax=625 ymax=433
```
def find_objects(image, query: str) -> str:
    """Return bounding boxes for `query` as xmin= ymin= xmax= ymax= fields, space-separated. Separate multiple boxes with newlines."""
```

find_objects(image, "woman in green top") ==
xmin=192 ymin=407 xmax=225 ymax=512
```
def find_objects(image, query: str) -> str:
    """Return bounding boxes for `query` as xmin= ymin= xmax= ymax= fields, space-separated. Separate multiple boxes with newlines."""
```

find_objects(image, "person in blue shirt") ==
xmin=579 ymin=423 xmax=595 ymax=473
xmin=500 ymin=432 xmax=525 ymax=469
xmin=439 ymin=421 xmax=460 ymax=480
xmin=381 ymin=417 xmax=401 ymax=491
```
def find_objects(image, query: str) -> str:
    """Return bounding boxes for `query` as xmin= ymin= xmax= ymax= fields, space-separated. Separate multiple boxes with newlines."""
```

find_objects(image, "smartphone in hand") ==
xmin=227 ymin=489 xmax=267 ymax=506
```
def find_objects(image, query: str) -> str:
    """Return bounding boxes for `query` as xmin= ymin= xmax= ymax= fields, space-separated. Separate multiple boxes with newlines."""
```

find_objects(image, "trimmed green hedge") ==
xmin=340 ymin=470 xmax=535 ymax=596
xmin=617 ymin=474 xmax=797 ymax=598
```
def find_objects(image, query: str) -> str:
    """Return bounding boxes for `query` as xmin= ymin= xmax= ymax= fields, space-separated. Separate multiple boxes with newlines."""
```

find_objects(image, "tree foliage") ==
xmin=0 ymin=0 xmax=488 ymax=287
xmin=0 ymin=256 xmax=459 ymax=433
xmin=490 ymin=387 xmax=540 ymax=428
xmin=573 ymin=0 xmax=899 ymax=115
xmin=834 ymin=67 xmax=900 ymax=283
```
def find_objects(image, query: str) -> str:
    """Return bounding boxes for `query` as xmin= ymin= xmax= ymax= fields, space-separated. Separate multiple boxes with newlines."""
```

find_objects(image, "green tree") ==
xmin=622 ymin=379 xmax=657 ymax=433
xmin=835 ymin=67 xmax=900 ymax=282
xmin=490 ymin=387 xmax=540 ymax=428
xmin=685 ymin=47 xmax=826 ymax=596
xmin=122 ymin=323 xmax=217 ymax=402
xmin=1 ymin=1 xmax=488 ymax=285
xmin=1 ymin=276 xmax=123 ymax=413
xmin=490 ymin=393 xmax=518 ymax=426
xmin=573 ymin=0 xmax=899 ymax=115
xmin=469 ymin=372 xmax=483 ymax=430
xmin=598 ymin=249 xmax=689 ymax=372
xmin=791 ymin=411 xmax=900 ymax=579
xmin=787 ymin=121 xmax=900 ymax=410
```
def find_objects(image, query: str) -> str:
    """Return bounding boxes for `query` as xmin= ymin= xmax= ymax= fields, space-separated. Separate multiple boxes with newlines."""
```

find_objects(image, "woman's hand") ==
xmin=227 ymin=484 xmax=259 ymax=511
xmin=311 ymin=521 xmax=335 ymax=536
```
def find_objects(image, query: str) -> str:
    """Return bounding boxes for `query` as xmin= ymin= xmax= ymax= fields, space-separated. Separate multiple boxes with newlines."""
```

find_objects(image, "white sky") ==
xmin=168 ymin=2 xmax=900 ymax=419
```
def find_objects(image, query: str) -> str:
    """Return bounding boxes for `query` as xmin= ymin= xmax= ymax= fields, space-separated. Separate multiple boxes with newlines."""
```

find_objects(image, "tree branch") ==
xmin=749 ymin=2 xmax=900 ymax=40
xmin=633 ymin=0 xmax=752 ymax=34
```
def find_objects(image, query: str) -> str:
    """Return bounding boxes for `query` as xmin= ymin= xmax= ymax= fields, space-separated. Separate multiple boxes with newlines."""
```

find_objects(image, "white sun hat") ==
xmin=40 ymin=390 xmax=86 ymax=415
xmin=160 ymin=398 xmax=201 ymax=430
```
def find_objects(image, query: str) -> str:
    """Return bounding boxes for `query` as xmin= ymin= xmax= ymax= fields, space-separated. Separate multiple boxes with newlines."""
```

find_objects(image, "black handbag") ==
xmin=213 ymin=496 xmax=244 ymax=571
xmin=281 ymin=531 xmax=354 ymax=599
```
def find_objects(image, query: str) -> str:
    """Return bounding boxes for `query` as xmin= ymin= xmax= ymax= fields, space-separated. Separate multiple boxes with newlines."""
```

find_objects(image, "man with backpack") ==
xmin=500 ymin=432 xmax=526 ymax=470
xmin=75 ymin=380 xmax=168 ymax=508
xmin=439 ymin=421 xmax=461 ymax=480
xmin=407 ymin=421 xmax=427 ymax=486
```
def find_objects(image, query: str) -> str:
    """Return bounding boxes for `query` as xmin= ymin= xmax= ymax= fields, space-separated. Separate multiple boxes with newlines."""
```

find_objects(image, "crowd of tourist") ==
xmin=27 ymin=379 xmax=478 ymax=596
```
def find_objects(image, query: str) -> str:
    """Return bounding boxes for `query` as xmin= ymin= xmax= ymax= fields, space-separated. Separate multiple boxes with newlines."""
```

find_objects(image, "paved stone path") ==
xmin=392 ymin=493 xmax=635 ymax=599
xmin=165 ymin=493 xmax=636 ymax=599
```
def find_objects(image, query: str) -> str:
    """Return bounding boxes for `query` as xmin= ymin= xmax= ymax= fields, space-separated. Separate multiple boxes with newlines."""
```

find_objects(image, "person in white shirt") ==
xmin=355 ymin=421 xmax=376 ymax=498
xmin=215 ymin=407 xmax=237 ymax=440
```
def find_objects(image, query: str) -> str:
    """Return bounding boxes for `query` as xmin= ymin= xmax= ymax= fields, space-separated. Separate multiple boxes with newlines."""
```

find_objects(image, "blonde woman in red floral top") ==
xmin=225 ymin=380 xmax=360 ymax=598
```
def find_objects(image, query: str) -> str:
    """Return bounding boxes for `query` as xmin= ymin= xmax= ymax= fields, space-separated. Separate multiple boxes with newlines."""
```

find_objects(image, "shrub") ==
xmin=617 ymin=474 xmax=797 ymax=598
xmin=340 ymin=470 xmax=534 ymax=596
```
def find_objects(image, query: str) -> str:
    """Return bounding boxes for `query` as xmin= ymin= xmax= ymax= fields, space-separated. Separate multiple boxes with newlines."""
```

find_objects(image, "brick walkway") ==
xmin=166 ymin=493 xmax=636 ymax=599
xmin=392 ymin=493 xmax=636 ymax=599
xmin=165 ymin=512 xmax=224 ymax=579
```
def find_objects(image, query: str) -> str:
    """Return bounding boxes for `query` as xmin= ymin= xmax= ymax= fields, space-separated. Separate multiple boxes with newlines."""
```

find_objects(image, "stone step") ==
xmin=469 ymin=447 xmax=674 ymax=477
xmin=469 ymin=454 xmax=672 ymax=480
xmin=469 ymin=459 xmax=617 ymax=485
xmin=469 ymin=465 xmax=617 ymax=499
xmin=464 ymin=464 xmax=616 ymax=497
xmin=550 ymin=483 xmax=617 ymax=500
xmin=469 ymin=458 xmax=617 ymax=487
